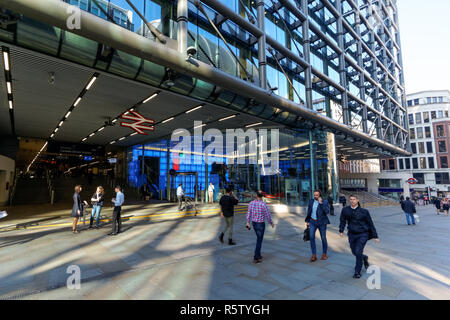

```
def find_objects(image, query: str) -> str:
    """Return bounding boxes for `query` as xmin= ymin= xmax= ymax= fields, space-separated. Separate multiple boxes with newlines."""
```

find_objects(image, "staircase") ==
xmin=12 ymin=177 xmax=50 ymax=205
xmin=340 ymin=190 xmax=398 ymax=207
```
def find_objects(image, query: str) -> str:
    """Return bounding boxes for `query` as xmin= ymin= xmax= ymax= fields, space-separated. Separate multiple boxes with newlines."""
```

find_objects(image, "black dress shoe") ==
xmin=218 ymin=233 xmax=224 ymax=243
xmin=353 ymin=273 xmax=361 ymax=279
xmin=228 ymin=239 xmax=236 ymax=245
xmin=107 ymin=232 xmax=117 ymax=236
xmin=363 ymin=256 xmax=370 ymax=269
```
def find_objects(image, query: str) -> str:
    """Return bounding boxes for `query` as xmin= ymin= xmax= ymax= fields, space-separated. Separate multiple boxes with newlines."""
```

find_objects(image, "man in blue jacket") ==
xmin=339 ymin=195 xmax=380 ymax=279
xmin=305 ymin=190 xmax=330 ymax=262
xmin=401 ymin=197 xmax=416 ymax=225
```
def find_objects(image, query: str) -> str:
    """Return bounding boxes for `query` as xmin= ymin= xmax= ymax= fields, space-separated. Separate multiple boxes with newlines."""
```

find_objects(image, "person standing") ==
xmin=208 ymin=182 xmax=215 ymax=204
xmin=339 ymin=195 xmax=380 ymax=279
xmin=71 ymin=185 xmax=87 ymax=234
xmin=339 ymin=195 xmax=347 ymax=208
xmin=401 ymin=197 xmax=416 ymax=225
xmin=109 ymin=186 xmax=124 ymax=236
xmin=177 ymin=183 xmax=185 ymax=210
xmin=246 ymin=191 xmax=274 ymax=264
xmin=327 ymin=194 xmax=335 ymax=216
xmin=435 ymin=198 xmax=442 ymax=215
xmin=218 ymin=186 xmax=239 ymax=245
xmin=89 ymin=186 xmax=104 ymax=229
xmin=305 ymin=190 xmax=330 ymax=262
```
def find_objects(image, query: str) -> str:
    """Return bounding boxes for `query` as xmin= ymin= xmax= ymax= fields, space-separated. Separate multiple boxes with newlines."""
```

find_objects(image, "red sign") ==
xmin=120 ymin=110 xmax=155 ymax=135
xmin=407 ymin=178 xmax=417 ymax=185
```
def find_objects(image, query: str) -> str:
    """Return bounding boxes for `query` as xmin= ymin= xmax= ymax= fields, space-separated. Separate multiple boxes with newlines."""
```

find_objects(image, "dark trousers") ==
xmin=348 ymin=232 xmax=369 ymax=274
xmin=112 ymin=206 xmax=122 ymax=234
xmin=309 ymin=220 xmax=328 ymax=255
xmin=252 ymin=222 xmax=265 ymax=260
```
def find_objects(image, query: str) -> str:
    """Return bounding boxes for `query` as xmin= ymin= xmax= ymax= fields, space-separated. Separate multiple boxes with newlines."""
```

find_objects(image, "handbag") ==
xmin=303 ymin=226 xmax=310 ymax=242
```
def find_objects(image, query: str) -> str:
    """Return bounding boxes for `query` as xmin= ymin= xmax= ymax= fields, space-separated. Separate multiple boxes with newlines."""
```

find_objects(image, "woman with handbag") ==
xmin=89 ymin=186 xmax=105 ymax=229
xmin=72 ymin=185 xmax=87 ymax=234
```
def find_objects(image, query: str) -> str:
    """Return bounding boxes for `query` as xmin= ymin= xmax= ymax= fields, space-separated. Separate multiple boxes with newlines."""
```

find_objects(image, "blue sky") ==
xmin=397 ymin=0 xmax=450 ymax=94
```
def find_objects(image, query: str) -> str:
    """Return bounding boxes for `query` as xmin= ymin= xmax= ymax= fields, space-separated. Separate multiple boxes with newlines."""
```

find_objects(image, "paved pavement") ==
xmin=0 ymin=202 xmax=449 ymax=300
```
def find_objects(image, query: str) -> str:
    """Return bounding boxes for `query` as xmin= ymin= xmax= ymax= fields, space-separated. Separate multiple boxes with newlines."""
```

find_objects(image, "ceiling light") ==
xmin=186 ymin=105 xmax=203 ymax=114
xmin=119 ymin=137 xmax=125 ymax=141
xmin=85 ymin=76 xmax=97 ymax=90
xmin=112 ymin=119 xmax=117 ymax=123
xmin=89 ymin=133 xmax=95 ymax=137
xmin=59 ymin=121 xmax=64 ymax=127
xmin=219 ymin=115 xmax=237 ymax=122
xmin=3 ymin=51 xmax=9 ymax=71
xmin=110 ymin=141 xmax=116 ymax=144
xmin=194 ymin=124 xmax=206 ymax=129
xmin=8 ymin=100 xmax=12 ymax=109
xmin=162 ymin=117 xmax=174 ymax=123
xmin=50 ymin=134 xmax=55 ymax=138
xmin=74 ymin=97 xmax=82 ymax=107
xmin=131 ymin=132 xmax=138 ymax=136
xmin=143 ymin=92 xmax=159 ymax=103
xmin=65 ymin=111 xmax=71 ymax=118
xmin=82 ymin=138 xmax=87 ymax=142
xmin=98 ymin=127 xmax=104 ymax=132
xmin=246 ymin=122 xmax=263 ymax=128
xmin=6 ymin=82 xmax=11 ymax=94
xmin=54 ymin=128 xmax=59 ymax=133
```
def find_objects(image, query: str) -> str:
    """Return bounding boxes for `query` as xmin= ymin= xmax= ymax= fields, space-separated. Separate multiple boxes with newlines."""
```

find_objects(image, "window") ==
xmin=418 ymin=142 xmax=425 ymax=154
xmin=423 ymin=112 xmax=430 ymax=123
xmin=412 ymin=158 xmax=418 ymax=169
xmin=438 ymin=111 xmax=443 ymax=118
xmin=425 ymin=127 xmax=431 ymax=138
xmin=437 ymin=125 xmax=445 ymax=137
xmin=413 ymin=173 xmax=425 ymax=184
xmin=427 ymin=97 xmax=432 ymax=104
xmin=416 ymin=127 xmax=423 ymax=139
xmin=414 ymin=99 xmax=419 ymax=105
xmin=405 ymin=158 xmax=411 ymax=169
xmin=445 ymin=111 xmax=449 ymax=118
xmin=407 ymin=100 xmax=412 ymax=107
xmin=433 ymin=97 xmax=438 ymax=103
xmin=438 ymin=141 xmax=447 ymax=153
xmin=410 ymin=128 xmax=415 ymax=140
xmin=408 ymin=114 xmax=414 ymax=125
xmin=431 ymin=111 xmax=437 ymax=119
xmin=428 ymin=157 xmax=435 ymax=169
xmin=399 ymin=158 xmax=404 ymax=170
xmin=438 ymin=97 xmax=443 ymax=103
xmin=427 ymin=141 xmax=433 ymax=153
xmin=411 ymin=143 xmax=417 ymax=154
xmin=420 ymin=157 xmax=427 ymax=169
xmin=435 ymin=173 xmax=450 ymax=184
xmin=441 ymin=156 xmax=449 ymax=169
xmin=389 ymin=159 xmax=395 ymax=170
xmin=415 ymin=113 xmax=422 ymax=124
xmin=381 ymin=160 xmax=386 ymax=170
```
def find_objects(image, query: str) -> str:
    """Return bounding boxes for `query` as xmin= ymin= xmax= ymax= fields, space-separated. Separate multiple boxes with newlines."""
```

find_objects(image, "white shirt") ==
xmin=176 ymin=186 xmax=184 ymax=196
xmin=208 ymin=184 xmax=214 ymax=192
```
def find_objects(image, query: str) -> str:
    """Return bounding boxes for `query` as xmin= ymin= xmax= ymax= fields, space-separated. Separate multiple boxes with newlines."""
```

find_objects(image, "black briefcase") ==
xmin=303 ymin=227 xmax=310 ymax=242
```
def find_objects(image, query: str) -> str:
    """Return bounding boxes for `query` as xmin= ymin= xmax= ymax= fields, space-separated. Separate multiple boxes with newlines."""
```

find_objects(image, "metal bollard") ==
xmin=51 ymin=190 xmax=55 ymax=205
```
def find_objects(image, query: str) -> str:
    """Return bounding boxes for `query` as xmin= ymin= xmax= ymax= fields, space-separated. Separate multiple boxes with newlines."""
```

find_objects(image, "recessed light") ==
xmin=194 ymin=124 xmax=206 ymax=129
xmin=186 ymin=105 xmax=203 ymax=114
xmin=73 ymin=97 xmax=82 ymax=107
xmin=143 ymin=92 xmax=159 ymax=103
xmin=6 ymin=82 xmax=11 ymax=94
xmin=85 ymin=76 xmax=97 ymax=90
xmin=3 ymin=51 xmax=9 ymax=71
xmin=162 ymin=117 xmax=174 ymax=123
xmin=246 ymin=122 xmax=263 ymax=128
xmin=131 ymin=132 xmax=138 ymax=136
xmin=65 ymin=111 xmax=71 ymax=118
xmin=119 ymin=137 xmax=125 ymax=141
xmin=82 ymin=138 xmax=87 ymax=142
xmin=59 ymin=121 xmax=64 ymax=127
xmin=98 ymin=127 xmax=104 ymax=132
xmin=8 ymin=100 xmax=12 ymax=109
xmin=219 ymin=115 xmax=237 ymax=122
xmin=89 ymin=133 xmax=95 ymax=137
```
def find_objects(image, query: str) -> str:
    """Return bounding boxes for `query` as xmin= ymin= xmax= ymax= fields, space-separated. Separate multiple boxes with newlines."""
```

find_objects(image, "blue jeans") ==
xmin=252 ymin=222 xmax=265 ymax=260
xmin=405 ymin=213 xmax=415 ymax=225
xmin=309 ymin=220 xmax=328 ymax=255
xmin=90 ymin=205 xmax=102 ymax=227
xmin=348 ymin=232 xmax=369 ymax=274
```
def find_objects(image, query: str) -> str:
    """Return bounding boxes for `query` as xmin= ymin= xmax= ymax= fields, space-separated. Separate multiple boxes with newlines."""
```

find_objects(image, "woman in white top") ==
xmin=208 ymin=182 xmax=214 ymax=203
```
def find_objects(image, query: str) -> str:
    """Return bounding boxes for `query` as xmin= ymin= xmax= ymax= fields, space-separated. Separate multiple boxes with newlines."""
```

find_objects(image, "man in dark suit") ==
xmin=305 ymin=190 xmax=330 ymax=262
xmin=339 ymin=195 xmax=380 ymax=279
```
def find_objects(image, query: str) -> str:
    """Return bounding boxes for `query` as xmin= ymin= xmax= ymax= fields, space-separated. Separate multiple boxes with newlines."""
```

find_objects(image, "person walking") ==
xmin=339 ymin=195 xmax=380 ymax=279
xmin=339 ymin=195 xmax=347 ymax=208
xmin=71 ymin=185 xmax=87 ymax=234
xmin=443 ymin=199 xmax=449 ymax=216
xmin=435 ymin=198 xmax=442 ymax=215
xmin=327 ymin=194 xmax=335 ymax=216
xmin=177 ymin=183 xmax=185 ymax=210
xmin=246 ymin=191 xmax=274 ymax=264
xmin=109 ymin=186 xmax=124 ymax=236
xmin=218 ymin=185 xmax=239 ymax=245
xmin=89 ymin=186 xmax=104 ymax=229
xmin=208 ymin=182 xmax=215 ymax=203
xmin=305 ymin=190 xmax=330 ymax=262
xmin=401 ymin=197 xmax=416 ymax=225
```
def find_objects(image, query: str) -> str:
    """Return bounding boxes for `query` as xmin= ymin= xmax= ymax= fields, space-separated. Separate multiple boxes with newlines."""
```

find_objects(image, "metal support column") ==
xmin=256 ymin=0 xmax=267 ymax=89
xmin=177 ymin=0 xmax=188 ymax=54
xmin=335 ymin=0 xmax=350 ymax=125
xmin=166 ymin=141 xmax=170 ymax=201
xmin=301 ymin=0 xmax=313 ymax=110
xmin=355 ymin=13 xmax=368 ymax=133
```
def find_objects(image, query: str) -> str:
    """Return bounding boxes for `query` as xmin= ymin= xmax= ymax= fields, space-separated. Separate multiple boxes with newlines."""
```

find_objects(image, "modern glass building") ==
xmin=0 ymin=0 xmax=410 ymax=206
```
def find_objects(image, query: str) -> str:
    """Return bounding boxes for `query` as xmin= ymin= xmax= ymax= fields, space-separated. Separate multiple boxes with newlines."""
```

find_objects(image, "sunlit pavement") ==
xmin=0 ymin=203 xmax=449 ymax=300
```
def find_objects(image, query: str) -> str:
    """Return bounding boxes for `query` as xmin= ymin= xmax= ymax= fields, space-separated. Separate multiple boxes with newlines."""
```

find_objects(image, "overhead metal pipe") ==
xmin=0 ymin=0 xmax=410 ymax=157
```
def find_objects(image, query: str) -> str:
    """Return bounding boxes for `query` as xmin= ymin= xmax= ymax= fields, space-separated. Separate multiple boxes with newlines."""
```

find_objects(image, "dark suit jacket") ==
xmin=305 ymin=199 xmax=330 ymax=225
xmin=402 ymin=200 xmax=415 ymax=214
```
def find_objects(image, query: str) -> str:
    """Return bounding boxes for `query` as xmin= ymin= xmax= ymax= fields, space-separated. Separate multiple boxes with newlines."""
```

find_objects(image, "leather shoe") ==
xmin=310 ymin=254 xmax=317 ymax=262
xmin=363 ymin=256 xmax=370 ymax=269
xmin=218 ymin=233 xmax=224 ymax=243
xmin=321 ymin=254 xmax=328 ymax=260
xmin=228 ymin=239 xmax=236 ymax=246
xmin=253 ymin=259 xmax=262 ymax=264
xmin=353 ymin=273 xmax=361 ymax=279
